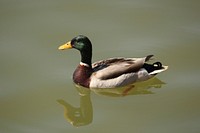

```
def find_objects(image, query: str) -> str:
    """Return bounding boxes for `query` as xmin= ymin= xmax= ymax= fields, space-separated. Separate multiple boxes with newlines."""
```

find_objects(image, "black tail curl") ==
xmin=143 ymin=62 xmax=163 ymax=73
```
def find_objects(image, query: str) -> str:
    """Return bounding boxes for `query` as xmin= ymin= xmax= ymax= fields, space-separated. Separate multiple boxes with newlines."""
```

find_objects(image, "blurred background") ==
xmin=0 ymin=0 xmax=200 ymax=133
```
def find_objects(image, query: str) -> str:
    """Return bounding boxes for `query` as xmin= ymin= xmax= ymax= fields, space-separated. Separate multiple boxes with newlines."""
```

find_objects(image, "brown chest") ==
xmin=73 ymin=65 xmax=92 ymax=88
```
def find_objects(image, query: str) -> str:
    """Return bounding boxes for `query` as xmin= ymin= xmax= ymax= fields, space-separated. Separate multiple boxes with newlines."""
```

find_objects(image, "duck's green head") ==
xmin=58 ymin=35 xmax=92 ymax=52
xmin=59 ymin=35 xmax=92 ymax=66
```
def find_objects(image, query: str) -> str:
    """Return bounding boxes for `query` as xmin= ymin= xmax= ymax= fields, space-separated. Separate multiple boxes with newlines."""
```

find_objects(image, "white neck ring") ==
xmin=80 ymin=62 xmax=90 ymax=67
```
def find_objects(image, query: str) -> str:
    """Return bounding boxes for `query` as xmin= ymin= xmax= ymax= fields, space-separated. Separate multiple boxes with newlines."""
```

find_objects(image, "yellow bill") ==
xmin=58 ymin=41 xmax=72 ymax=50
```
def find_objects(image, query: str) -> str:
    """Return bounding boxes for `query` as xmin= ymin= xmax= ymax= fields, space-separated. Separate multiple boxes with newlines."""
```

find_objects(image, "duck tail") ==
xmin=145 ymin=55 xmax=154 ymax=62
xmin=143 ymin=62 xmax=168 ymax=75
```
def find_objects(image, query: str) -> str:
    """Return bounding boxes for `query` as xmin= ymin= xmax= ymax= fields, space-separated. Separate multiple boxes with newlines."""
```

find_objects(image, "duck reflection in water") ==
xmin=57 ymin=77 xmax=165 ymax=127
xmin=57 ymin=87 xmax=92 ymax=127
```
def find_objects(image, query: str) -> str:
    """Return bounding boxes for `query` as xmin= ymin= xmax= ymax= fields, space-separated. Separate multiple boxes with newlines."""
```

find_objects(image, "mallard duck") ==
xmin=58 ymin=35 xmax=168 ymax=88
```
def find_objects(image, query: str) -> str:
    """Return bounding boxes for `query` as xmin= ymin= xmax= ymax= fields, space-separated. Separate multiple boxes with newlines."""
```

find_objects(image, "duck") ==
xmin=58 ymin=35 xmax=168 ymax=88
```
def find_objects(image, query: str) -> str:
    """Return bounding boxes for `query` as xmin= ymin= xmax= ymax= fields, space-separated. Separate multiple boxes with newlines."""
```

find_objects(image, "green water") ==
xmin=1 ymin=0 xmax=200 ymax=133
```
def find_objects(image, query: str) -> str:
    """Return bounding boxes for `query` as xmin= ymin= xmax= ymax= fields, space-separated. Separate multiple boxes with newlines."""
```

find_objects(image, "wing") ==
xmin=92 ymin=55 xmax=153 ymax=80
